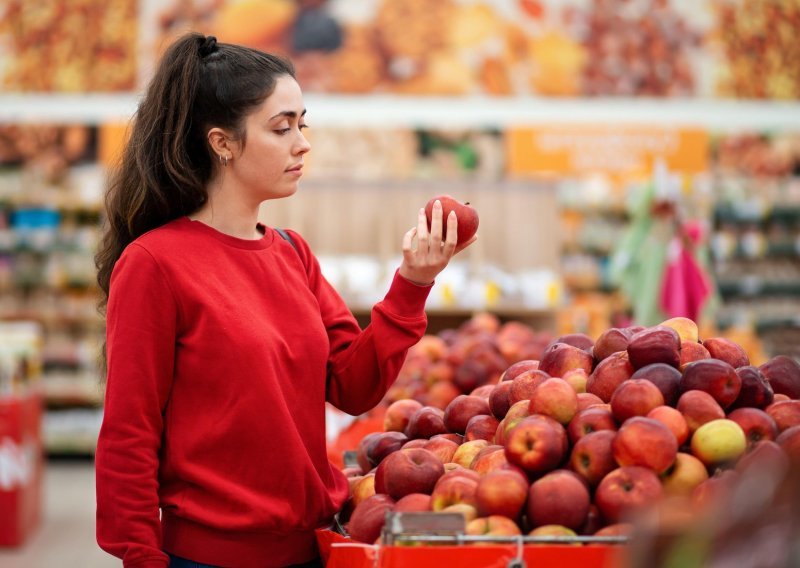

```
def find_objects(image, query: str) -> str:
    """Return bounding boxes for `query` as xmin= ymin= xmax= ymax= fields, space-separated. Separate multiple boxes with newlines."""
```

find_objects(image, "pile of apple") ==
xmin=340 ymin=317 xmax=800 ymax=545
xmin=384 ymin=313 xmax=554 ymax=410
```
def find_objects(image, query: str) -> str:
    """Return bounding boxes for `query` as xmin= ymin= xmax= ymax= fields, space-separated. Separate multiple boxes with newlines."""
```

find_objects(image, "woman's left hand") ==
xmin=398 ymin=199 xmax=477 ymax=286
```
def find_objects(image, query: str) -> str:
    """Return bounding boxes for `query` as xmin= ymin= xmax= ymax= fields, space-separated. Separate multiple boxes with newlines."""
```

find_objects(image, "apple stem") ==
xmin=465 ymin=202 xmax=470 ymax=206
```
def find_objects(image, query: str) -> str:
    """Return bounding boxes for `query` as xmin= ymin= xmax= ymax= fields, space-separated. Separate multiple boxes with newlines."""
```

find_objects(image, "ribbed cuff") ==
xmin=381 ymin=270 xmax=433 ymax=318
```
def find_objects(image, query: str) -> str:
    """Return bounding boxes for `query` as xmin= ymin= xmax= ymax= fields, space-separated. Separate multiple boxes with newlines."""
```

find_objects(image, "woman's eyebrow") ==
xmin=269 ymin=109 xmax=307 ymax=120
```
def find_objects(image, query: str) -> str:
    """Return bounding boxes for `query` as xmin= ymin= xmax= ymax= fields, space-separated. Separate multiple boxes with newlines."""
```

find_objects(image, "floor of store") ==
xmin=0 ymin=459 xmax=117 ymax=568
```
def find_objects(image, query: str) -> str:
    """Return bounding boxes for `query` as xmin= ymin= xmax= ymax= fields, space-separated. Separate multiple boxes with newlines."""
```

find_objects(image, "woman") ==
xmin=94 ymin=33 xmax=474 ymax=568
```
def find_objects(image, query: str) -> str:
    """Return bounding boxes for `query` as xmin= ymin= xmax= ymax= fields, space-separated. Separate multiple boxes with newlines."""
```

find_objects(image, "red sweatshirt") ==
xmin=96 ymin=217 xmax=431 ymax=567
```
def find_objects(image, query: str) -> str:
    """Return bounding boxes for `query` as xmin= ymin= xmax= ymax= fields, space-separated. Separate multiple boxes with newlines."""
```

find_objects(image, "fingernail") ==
xmin=435 ymin=200 xmax=441 ymax=208
xmin=449 ymin=211 xmax=456 ymax=217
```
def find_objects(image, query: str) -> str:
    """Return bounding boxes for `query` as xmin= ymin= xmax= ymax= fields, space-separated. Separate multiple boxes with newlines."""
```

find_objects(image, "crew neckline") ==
xmin=180 ymin=216 xmax=275 ymax=250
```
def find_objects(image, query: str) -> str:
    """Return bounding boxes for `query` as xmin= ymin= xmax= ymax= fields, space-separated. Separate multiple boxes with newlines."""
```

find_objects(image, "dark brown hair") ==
xmin=95 ymin=32 xmax=294 ymax=309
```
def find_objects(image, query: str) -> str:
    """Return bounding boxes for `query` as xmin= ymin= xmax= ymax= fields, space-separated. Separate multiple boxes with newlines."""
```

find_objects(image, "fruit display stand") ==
xmin=316 ymin=512 xmax=627 ymax=568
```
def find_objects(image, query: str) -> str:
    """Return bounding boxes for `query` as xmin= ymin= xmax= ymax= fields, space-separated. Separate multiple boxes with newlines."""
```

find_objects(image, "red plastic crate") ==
xmin=0 ymin=393 xmax=43 ymax=547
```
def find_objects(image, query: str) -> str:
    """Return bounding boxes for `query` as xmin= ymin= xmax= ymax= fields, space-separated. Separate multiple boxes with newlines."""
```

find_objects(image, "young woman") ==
xmin=94 ymin=33 xmax=474 ymax=568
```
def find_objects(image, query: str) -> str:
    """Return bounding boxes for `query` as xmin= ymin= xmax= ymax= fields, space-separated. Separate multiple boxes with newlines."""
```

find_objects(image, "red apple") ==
xmin=680 ymin=359 xmax=741 ymax=409
xmin=595 ymin=466 xmax=663 ymax=524
xmin=539 ymin=342 xmax=594 ymax=378
xmin=470 ymin=384 xmax=495 ymax=400
xmin=587 ymin=352 xmax=635 ymax=402
xmin=679 ymin=340 xmax=712 ymax=369
xmin=677 ymin=390 xmax=726 ymax=433
xmin=527 ymin=470 xmax=590 ymax=530
xmin=384 ymin=399 xmax=424 ymax=433
xmin=647 ymin=406 xmax=689 ymax=446
xmin=593 ymin=523 xmax=634 ymax=538
xmin=736 ymin=440 xmax=789 ymax=475
xmin=766 ymin=400 xmax=800 ymax=432
xmin=347 ymin=493 xmax=395 ymax=544
xmin=375 ymin=448 xmax=445 ymax=500
xmin=365 ymin=431 xmax=409 ymax=469
xmin=593 ymin=328 xmax=632 ymax=362
xmin=776 ymin=425 xmax=800 ymax=463
xmin=612 ymin=417 xmax=678 ymax=474
xmin=430 ymin=471 xmax=479 ymax=511
xmin=475 ymin=469 xmax=529 ymax=519
xmin=626 ymin=326 xmax=681 ymax=370
xmin=727 ymin=407 xmax=779 ymax=446
xmin=610 ymin=379 xmax=665 ymax=423
xmin=759 ymin=355 xmax=800 ymax=399
xmin=630 ymin=363 xmax=682 ymax=406
xmin=774 ymin=394 xmax=791 ymax=403
xmin=569 ymin=429 xmax=617 ymax=487
xmin=488 ymin=380 xmax=513 ymax=419
xmin=465 ymin=515 xmax=522 ymax=537
xmin=499 ymin=359 xmax=540 ymax=382
xmin=465 ymin=414 xmax=501 ymax=442
xmin=690 ymin=469 xmax=738 ymax=512
xmin=442 ymin=503 xmax=478 ymax=522
xmin=444 ymin=394 xmax=491 ymax=434
xmin=425 ymin=195 xmax=479 ymax=244
xmin=529 ymin=377 xmax=579 ymax=425
xmin=423 ymin=436 xmax=460 ymax=464
xmin=356 ymin=432 xmax=381 ymax=473
xmin=425 ymin=380 xmax=461 ymax=410
xmin=577 ymin=392 xmax=605 ymax=411
xmin=729 ymin=366 xmax=774 ymax=410
xmin=394 ymin=493 xmax=432 ymax=512
xmin=508 ymin=369 xmax=550 ymax=406
xmin=702 ymin=337 xmax=750 ymax=369
xmin=659 ymin=452 xmax=708 ymax=497
xmin=551 ymin=333 xmax=594 ymax=353
xmin=690 ymin=419 xmax=747 ymax=466
xmin=567 ymin=406 xmax=617 ymax=445
xmin=470 ymin=446 xmax=516 ymax=476
xmin=529 ymin=525 xmax=578 ymax=538
xmin=405 ymin=406 xmax=448 ymax=439
xmin=504 ymin=415 xmax=567 ymax=475
xmin=410 ymin=334 xmax=448 ymax=361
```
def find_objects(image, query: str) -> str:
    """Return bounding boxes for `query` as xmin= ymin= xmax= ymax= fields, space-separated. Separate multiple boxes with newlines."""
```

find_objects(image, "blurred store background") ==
xmin=0 ymin=0 xmax=799 ymax=565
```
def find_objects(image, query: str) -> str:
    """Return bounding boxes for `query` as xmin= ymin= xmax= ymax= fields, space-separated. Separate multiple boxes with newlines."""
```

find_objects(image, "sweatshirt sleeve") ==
xmin=286 ymin=231 xmax=432 ymax=416
xmin=96 ymin=244 xmax=176 ymax=568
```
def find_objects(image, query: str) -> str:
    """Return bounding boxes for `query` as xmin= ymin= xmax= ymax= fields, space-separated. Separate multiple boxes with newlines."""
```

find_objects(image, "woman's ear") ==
xmin=207 ymin=127 xmax=237 ymax=162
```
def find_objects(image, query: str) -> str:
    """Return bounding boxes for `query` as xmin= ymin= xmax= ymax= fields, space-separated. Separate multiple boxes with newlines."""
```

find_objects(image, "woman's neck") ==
xmin=189 ymin=189 xmax=262 ymax=240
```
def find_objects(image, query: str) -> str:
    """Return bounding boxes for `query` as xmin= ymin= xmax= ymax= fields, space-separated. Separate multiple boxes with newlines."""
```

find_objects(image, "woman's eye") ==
xmin=299 ymin=124 xmax=309 ymax=130
xmin=275 ymin=128 xmax=291 ymax=135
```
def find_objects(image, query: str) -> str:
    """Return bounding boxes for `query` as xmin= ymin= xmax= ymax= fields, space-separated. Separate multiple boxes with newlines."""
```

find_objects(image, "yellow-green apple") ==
xmin=587 ymin=351 xmax=635 ymax=402
xmin=527 ymin=470 xmax=590 ymax=530
xmin=474 ymin=469 xmax=529 ymax=519
xmin=679 ymin=340 xmax=711 ymax=369
xmin=593 ymin=328 xmax=633 ymax=362
xmin=384 ymin=399 xmax=424 ymax=433
xmin=567 ymin=406 xmax=617 ymax=445
xmin=499 ymin=359 xmax=540 ymax=382
xmin=702 ymin=337 xmax=750 ymax=369
xmin=681 ymin=359 xmax=741 ymax=409
xmin=612 ymin=417 xmax=678 ymax=474
xmin=727 ymin=407 xmax=778 ymax=447
xmin=423 ymin=436 xmax=460 ymax=464
xmin=610 ymin=379 xmax=665 ymax=423
xmin=444 ymin=394 xmax=491 ymax=434
xmin=776 ymin=424 xmax=800 ymax=462
xmin=690 ymin=469 xmax=738 ymax=512
xmin=659 ymin=452 xmax=708 ymax=497
xmin=630 ymin=363 xmax=682 ymax=406
xmin=465 ymin=515 xmax=522 ymax=537
xmin=504 ymin=415 xmax=567 ymax=475
xmin=627 ymin=326 xmax=681 ymax=370
xmin=647 ymin=405 xmax=689 ymax=446
xmin=347 ymin=493 xmax=395 ymax=544
xmin=551 ymin=333 xmax=595 ymax=353
xmin=426 ymin=380 xmax=461 ymax=410
xmin=430 ymin=471 xmax=479 ymax=510
xmin=765 ymin=400 xmax=800 ymax=432
xmin=405 ymin=406 xmax=448 ymax=439
xmin=729 ymin=366 xmax=774 ymax=410
xmin=365 ymin=431 xmax=409 ymax=469
xmin=690 ymin=419 xmax=746 ymax=466
xmin=465 ymin=414 xmax=501 ymax=442
xmin=394 ymin=493 xmax=432 ymax=512
xmin=488 ymin=380 xmax=513 ymax=419
xmin=563 ymin=368 xmax=588 ymax=394
xmin=577 ymin=392 xmax=605 ymax=411
xmin=425 ymin=194 xmax=479 ymax=243
xmin=759 ymin=355 xmax=800 ymax=399
xmin=356 ymin=432 xmax=381 ymax=473
xmin=676 ymin=390 xmax=725 ymax=433
xmin=451 ymin=439 xmax=489 ymax=469
xmin=528 ymin=525 xmax=578 ymax=539
xmin=442 ymin=503 xmax=478 ymax=521
xmin=529 ymin=377 xmax=579 ymax=425
xmin=595 ymin=466 xmax=663 ymax=524
xmin=569 ymin=429 xmax=617 ymax=487
xmin=659 ymin=317 xmax=699 ymax=342
xmin=351 ymin=474 xmax=376 ymax=506
xmin=508 ymin=369 xmax=550 ymax=405
xmin=539 ymin=342 xmax=594 ymax=377
xmin=494 ymin=400 xmax=533 ymax=445
xmin=375 ymin=448 xmax=445 ymax=500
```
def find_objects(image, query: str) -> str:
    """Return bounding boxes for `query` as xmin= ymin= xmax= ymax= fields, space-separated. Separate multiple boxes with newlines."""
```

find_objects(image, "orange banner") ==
xmin=507 ymin=126 xmax=708 ymax=177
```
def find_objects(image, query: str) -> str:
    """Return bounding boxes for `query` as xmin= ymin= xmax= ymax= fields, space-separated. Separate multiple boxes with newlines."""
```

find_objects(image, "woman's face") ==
xmin=229 ymin=75 xmax=310 ymax=203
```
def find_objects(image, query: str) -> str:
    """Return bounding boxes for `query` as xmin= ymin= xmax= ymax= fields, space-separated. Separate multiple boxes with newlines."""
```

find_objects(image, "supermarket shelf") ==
xmin=716 ymin=280 xmax=800 ymax=297
xmin=2 ymin=94 xmax=800 ymax=130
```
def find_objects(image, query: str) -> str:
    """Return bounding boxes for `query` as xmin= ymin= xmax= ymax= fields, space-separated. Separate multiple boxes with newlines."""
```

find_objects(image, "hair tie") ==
xmin=199 ymin=35 xmax=218 ymax=58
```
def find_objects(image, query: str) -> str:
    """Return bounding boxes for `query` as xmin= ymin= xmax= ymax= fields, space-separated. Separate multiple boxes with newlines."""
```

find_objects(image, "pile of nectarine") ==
xmin=340 ymin=316 xmax=800 ymax=545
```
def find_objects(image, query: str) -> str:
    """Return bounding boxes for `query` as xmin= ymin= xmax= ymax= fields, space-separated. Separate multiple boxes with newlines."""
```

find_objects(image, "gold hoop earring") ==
xmin=219 ymin=154 xmax=229 ymax=167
